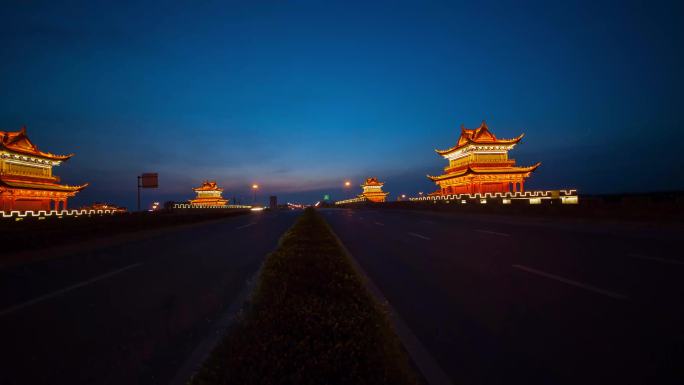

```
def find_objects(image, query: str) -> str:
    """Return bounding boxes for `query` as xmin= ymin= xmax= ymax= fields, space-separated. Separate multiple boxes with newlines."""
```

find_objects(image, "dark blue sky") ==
xmin=1 ymin=0 xmax=683 ymax=208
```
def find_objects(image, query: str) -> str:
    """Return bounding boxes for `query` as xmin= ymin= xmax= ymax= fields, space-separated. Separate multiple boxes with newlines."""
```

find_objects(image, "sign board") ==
xmin=323 ymin=194 xmax=330 ymax=201
xmin=140 ymin=173 xmax=158 ymax=188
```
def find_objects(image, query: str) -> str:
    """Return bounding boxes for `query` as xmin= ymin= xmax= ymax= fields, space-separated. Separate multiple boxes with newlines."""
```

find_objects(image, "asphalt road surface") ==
xmin=322 ymin=208 xmax=684 ymax=385
xmin=0 ymin=210 xmax=299 ymax=385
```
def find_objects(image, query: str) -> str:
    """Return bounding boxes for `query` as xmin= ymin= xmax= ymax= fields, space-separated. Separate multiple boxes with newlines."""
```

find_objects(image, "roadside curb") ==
xmin=323 ymin=220 xmax=455 ymax=385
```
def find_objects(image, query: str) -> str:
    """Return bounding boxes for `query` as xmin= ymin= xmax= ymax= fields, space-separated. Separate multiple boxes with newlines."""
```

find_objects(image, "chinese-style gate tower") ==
xmin=0 ymin=126 xmax=88 ymax=211
xmin=428 ymin=121 xmax=540 ymax=195
xmin=190 ymin=181 xmax=228 ymax=206
xmin=359 ymin=177 xmax=389 ymax=202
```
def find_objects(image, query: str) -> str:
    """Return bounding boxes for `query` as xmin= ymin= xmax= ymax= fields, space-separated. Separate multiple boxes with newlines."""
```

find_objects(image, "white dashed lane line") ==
xmin=475 ymin=229 xmax=511 ymax=237
xmin=628 ymin=254 xmax=684 ymax=266
xmin=0 ymin=262 xmax=143 ymax=317
xmin=513 ymin=264 xmax=628 ymax=300
xmin=408 ymin=232 xmax=431 ymax=240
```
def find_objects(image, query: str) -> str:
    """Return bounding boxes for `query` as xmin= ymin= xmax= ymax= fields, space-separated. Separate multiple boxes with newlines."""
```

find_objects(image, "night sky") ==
xmin=2 ymin=0 xmax=683 ymax=208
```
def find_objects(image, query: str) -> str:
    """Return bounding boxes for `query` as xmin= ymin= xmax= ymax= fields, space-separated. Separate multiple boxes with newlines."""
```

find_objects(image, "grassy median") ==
xmin=190 ymin=208 xmax=418 ymax=385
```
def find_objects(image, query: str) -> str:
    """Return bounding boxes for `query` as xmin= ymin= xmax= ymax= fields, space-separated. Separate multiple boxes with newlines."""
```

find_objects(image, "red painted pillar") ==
xmin=63 ymin=199 xmax=67 ymax=211
xmin=520 ymin=180 xmax=525 ymax=192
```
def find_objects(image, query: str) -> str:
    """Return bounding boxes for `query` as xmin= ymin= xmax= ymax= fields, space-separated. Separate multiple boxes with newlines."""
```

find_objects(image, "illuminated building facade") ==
xmin=428 ymin=121 xmax=540 ymax=195
xmin=0 ymin=127 xmax=87 ymax=212
xmin=359 ymin=177 xmax=389 ymax=202
xmin=190 ymin=181 xmax=228 ymax=206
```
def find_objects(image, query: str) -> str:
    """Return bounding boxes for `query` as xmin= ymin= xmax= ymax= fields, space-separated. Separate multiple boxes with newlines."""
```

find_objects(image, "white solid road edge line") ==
xmin=328 ymin=226 xmax=454 ymax=385
xmin=475 ymin=229 xmax=511 ymax=237
xmin=0 ymin=262 xmax=143 ymax=318
xmin=408 ymin=232 xmax=431 ymax=240
xmin=512 ymin=264 xmax=628 ymax=300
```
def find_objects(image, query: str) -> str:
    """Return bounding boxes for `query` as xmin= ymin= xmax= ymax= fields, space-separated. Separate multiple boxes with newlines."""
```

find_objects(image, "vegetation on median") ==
xmin=190 ymin=207 xmax=418 ymax=385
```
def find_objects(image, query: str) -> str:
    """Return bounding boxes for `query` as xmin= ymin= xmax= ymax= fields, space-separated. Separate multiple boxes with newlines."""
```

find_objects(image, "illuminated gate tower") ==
xmin=428 ymin=121 xmax=540 ymax=195
xmin=190 ymin=181 xmax=228 ymax=206
xmin=359 ymin=177 xmax=389 ymax=202
xmin=0 ymin=127 xmax=88 ymax=212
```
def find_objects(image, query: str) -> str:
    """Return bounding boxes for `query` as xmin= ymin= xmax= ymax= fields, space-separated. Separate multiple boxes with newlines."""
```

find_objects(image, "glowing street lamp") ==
xmin=252 ymin=184 xmax=259 ymax=203
xmin=343 ymin=180 xmax=352 ymax=199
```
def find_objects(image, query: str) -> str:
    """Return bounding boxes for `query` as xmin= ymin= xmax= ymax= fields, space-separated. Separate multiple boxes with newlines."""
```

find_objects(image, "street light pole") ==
xmin=344 ymin=180 xmax=351 ymax=198
xmin=252 ymin=184 xmax=259 ymax=204
xmin=137 ymin=176 xmax=141 ymax=211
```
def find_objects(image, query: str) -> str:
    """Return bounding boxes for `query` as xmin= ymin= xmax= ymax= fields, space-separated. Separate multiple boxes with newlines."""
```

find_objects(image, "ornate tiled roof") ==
xmin=435 ymin=121 xmax=524 ymax=156
xmin=0 ymin=126 xmax=74 ymax=161
xmin=427 ymin=163 xmax=541 ymax=181
xmin=193 ymin=180 xmax=223 ymax=191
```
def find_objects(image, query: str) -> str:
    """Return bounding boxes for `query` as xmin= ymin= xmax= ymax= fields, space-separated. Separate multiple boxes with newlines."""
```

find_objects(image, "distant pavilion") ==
xmin=190 ymin=181 xmax=228 ymax=206
xmin=428 ymin=121 xmax=540 ymax=195
xmin=359 ymin=177 xmax=389 ymax=202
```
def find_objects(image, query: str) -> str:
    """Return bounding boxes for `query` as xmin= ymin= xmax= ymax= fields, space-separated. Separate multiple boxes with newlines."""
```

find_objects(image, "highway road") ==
xmin=0 ymin=210 xmax=299 ymax=385
xmin=322 ymin=208 xmax=684 ymax=385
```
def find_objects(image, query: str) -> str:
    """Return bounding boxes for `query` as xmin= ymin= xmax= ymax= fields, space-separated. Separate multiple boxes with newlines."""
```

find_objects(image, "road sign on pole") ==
xmin=137 ymin=173 xmax=159 ymax=211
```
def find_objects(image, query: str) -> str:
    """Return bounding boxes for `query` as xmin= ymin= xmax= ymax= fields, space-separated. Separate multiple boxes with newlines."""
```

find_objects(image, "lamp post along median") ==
xmin=252 ymin=184 xmax=259 ymax=204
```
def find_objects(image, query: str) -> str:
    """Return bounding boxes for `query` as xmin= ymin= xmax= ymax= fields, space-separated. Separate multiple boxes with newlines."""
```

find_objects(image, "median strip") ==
xmin=189 ymin=208 xmax=418 ymax=385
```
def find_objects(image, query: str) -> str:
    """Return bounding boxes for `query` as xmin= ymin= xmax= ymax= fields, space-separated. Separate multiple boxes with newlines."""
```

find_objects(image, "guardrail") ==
xmin=334 ymin=197 xmax=368 ymax=205
xmin=172 ymin=203 xmax=253 ymax=209
xmin=1 ymin=209 xmax=125 ymax=220
xmin=334 ymin=189 xmax=579 ymax=206
xmin=408 ymin=189 xmax=578 ymax=204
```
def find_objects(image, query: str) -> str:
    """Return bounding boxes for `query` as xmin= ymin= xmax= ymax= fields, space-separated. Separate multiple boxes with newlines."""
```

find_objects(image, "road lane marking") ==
xmin=512 ymin=264 xmax=628 ymax=300
xmin=628 ymin=253 xmax=684 ymax=266
xmin=475 ymin=229 xmax=510 ymax=237
xmin=328 ymin=227 xmax=454 ymax=385
xmin=374 ymin=222 xmax=385 ymax=226
xmin=408 ymin=232 xmax=431 ymax=240
xmin=236 ymin=223 xmax=255 ymax=229
xmin=0 ymin=262 xmax=143 ymax=318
